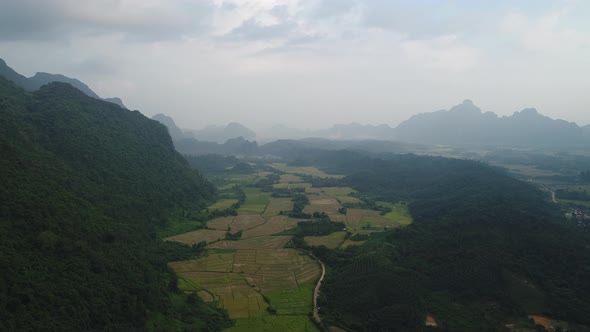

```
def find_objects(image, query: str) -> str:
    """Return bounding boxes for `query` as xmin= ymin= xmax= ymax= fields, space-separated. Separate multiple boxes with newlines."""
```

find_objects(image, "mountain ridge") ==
xmin=0 ymin=57 xmax=127 ymax=109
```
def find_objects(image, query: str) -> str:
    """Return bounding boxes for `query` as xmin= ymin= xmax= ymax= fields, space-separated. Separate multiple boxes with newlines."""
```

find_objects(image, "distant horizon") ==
xmin=1 ymin=1 xmax=589 ymax=130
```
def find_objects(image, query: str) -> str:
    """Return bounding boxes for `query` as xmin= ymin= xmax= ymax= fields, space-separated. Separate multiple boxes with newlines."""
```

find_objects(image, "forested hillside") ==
xmin=286 ymin=151 xmax=590 ymax=331
xmin=0 ymin=77 xmax=230 ymax=330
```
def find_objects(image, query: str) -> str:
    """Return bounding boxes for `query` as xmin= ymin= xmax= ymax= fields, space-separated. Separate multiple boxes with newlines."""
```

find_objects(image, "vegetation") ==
xmin=0 ymin=78 xmax=231 ymax=330
xmin=286 ymin=150 xmax=590 ymax=331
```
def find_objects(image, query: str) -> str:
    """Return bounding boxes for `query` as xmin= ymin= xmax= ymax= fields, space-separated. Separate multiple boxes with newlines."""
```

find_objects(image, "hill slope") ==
xmin=0 ymin=77 xmax=229 ymax=330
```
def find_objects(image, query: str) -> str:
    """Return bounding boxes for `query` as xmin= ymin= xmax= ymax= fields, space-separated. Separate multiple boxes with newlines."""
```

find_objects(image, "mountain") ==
xmin=103 ymin=97 xmax=127 ymax=109
xmin=28 ymin=72 xmax=100 ymax=98
xmin=175 ymin=136 xmax=258 ymax=156
xmin=396 ymin=99 xmax=586 ymax=146
xmin=0 ymin=57 xmax=127 ymax=108
xmin=152 ymin=113 xmax=186 ymax=141
xmin=188 ymin=122 xmax=257 ymax=143
xmin=0 ymin=57 xmax=34 ymax=90
xmin=0 ymin=77 xmax=230 ymax=330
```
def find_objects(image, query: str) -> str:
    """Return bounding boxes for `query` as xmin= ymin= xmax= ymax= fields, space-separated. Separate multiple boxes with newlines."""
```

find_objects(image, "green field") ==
xmin=304 ymin=231 xmax=347 ymax=249
xmin=238 ymin=188 xmax=271 ymax=214
xmin=209 ymin=199 xmax=239 ymax=211
xmin=379 ymin=202 xmax=414 ymax=226
xmin=263 ymin=285 xmax=315 ymax=315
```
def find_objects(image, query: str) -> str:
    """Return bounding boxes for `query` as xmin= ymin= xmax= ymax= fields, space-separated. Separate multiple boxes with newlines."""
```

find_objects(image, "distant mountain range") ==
xmin=0 ymin=57 xmax=127 ymax=109
xmin=151 ymin=113 xmax=258 ymax=155
xmin=395 ymin=99 xmax=587 ymax=146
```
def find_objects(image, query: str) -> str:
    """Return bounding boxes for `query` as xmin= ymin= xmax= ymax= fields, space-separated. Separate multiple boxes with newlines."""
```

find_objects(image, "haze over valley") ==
xmin=2 ymin=1 xmax=590 ymax=332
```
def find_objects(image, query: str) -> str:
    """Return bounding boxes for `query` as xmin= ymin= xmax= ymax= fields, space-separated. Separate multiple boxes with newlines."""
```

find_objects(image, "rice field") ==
xmin=207 ymin=216 xmax=236 ymax=231
xmin=231 ymin=215 xmax=266 ymax=231
xmin=209 ymin=199 xmax=239 ymax=211
xmin=169 ymin=248 xmax=321 ymax=324
xmin=304 ymin=231 xmax=347 ymax=249
xmin=242 ymin=216 xmax=300 ymax=238
xmin=304 ymin=198 xmax=342 ymax=215
xmin=262 ymin=198 xmax=294 ymax=218
xmin=165 ymin=229 xmax=226 ymax=245
xmin=207 ymin=236 xmax=294 ymax=250
xmin=238 ymin=188 xmax=271 ymax=214
xmin=345 ymin=208 xmax=393 ymax=231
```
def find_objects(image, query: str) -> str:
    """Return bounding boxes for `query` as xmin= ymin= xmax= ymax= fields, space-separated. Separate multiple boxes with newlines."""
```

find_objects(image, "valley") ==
xmin=165 ymin=163 xmax=411 ymax=331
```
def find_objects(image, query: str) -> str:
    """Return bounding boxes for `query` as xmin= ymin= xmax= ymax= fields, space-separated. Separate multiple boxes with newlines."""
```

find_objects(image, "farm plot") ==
xmin=304 ymin=198 xmax=342 ymax=215
xmin=169 ymin=248 xmax=320 ymax=323
xmin=304 ymin=231 xmax=347 ymax=249
xmin=208 ymin=236 xmax=293 ymax=250
xmin=242 ymin=216 xmax=300 ymax=238
xmin=231 ymin=215 xmax=266 ymax=231
xmin=345 ymin=209 xmax=393 ymax=231
xmin=238 ymin=188 xmax=271 ymax=215
xmin=262 ymin=198 xmax=294 ymax=218
xmin=279 ymin=174 xmax=303 ymax=183
xmin=320 ymin=187 xmax=356 ymax=196
xmin=207 ymin=216 xmax=235 ymax=230
xmin=165 ymin=229 xmax=226 ymax=245
xmin=263 ymin=285 xmax=314 ymax=315
xmin=208 ymin=199 xmax=239 ymax=211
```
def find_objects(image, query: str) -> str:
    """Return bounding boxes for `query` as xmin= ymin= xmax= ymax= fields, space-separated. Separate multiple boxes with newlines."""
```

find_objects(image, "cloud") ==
xmin=0 ymin=0 xmax=214 ymax=42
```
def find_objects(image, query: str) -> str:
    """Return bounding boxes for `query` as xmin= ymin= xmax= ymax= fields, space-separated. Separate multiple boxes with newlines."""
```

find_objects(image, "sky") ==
xmin=1 ymin=0 xmax=589 ymax=130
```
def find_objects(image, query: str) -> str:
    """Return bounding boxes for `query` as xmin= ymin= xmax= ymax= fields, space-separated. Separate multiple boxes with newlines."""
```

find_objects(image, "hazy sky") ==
xmin=1 ymin=0 xmax=589 ymax=129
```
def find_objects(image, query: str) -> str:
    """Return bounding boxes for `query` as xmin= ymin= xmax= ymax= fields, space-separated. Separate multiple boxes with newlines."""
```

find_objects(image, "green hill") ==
xmin=0 ymin=77 xmax=229 ymax=330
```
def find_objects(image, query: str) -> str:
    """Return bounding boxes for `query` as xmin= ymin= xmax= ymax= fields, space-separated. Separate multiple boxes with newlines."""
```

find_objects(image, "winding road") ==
xmin=310 ymin=252 xmax=326 ymax=324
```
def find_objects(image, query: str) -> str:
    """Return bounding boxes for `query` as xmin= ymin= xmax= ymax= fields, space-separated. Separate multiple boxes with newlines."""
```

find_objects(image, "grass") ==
xmin=165 ymin=229 xmax=226 ymax=245
xmin=270 ymin=163 xmax=344 ymax=179
xmin=304 ymin=231 xmax=347 ymax=249
xmin=320 ymin=187 xmax=356 ymax=196
xmin=263 ymin=285 xmax=314 ymax=315
xmin=345 ymin=208 xmax=393 ymax=231
xmin=208 ymin=199 xmax=238 ymax=211
xmin=379 ymin=202 xmax=413 ymax=226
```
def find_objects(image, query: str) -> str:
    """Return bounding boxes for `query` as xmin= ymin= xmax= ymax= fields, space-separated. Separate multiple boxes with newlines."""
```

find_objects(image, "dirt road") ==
xmin=311 ymin=252 xmax=326 ymax=324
